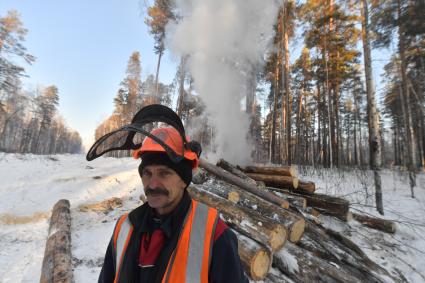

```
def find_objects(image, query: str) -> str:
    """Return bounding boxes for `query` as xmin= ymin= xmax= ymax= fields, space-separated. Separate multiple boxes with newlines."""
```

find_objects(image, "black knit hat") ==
xmin=138 ymin=152 xmax=193 ymax=186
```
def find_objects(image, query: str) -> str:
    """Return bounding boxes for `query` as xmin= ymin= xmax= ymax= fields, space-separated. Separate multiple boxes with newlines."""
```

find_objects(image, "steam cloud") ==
xmin=167 ymin=0 xmax=279 ymax=164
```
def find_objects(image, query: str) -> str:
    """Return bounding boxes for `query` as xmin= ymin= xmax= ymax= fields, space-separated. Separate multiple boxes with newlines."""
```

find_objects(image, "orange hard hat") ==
xmin=133 ymin=127 xmax=199 ymax=169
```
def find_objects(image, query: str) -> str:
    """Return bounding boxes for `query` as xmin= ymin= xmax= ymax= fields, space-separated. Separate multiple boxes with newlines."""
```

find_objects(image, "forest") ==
xmin=95 ymin=0 xmax=425 ymax=215
xmin=1 ymin=0 xmax=424 ymax=215
xmin=0 ymin=10 xmax=83 ymax=155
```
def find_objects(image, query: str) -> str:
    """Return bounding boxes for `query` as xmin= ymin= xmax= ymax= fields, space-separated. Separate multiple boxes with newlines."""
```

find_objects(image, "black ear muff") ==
xmin=187 ymin=141 xmax=202 ymax=158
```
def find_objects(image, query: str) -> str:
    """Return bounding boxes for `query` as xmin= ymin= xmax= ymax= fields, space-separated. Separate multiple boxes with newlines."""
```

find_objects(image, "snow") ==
xmin=0 ymin=153 xmax=142 ymax=283
xmin=0 ymin=153 xmax=424 ymax=282
xmin=298 ymin=166 xmax=425 ymax=283
xmin=275 ymin=248 xmax=299 ymax=274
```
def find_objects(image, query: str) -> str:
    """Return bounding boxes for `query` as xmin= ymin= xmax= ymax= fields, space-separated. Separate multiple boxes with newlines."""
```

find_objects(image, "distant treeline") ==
xmin=0 ymin=10 xmax=83 ymax=154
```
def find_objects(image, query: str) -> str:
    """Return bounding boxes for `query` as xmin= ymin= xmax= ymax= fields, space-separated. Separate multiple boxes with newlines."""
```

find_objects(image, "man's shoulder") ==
xmin=192 ymin=200 xmax=230 ymax=242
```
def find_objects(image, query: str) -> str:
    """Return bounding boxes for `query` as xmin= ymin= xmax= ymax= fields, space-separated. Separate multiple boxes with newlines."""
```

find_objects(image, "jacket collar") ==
xmin=128 ymin=190 xmax=192 ymax=238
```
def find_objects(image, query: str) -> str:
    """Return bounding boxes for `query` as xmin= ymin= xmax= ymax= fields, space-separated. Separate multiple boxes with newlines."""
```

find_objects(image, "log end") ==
xmin=346 ymin=212 xmax=353 ymax=222
xmin=289 ymin=165 xmax=298 ymax=177
xmin=293 ymin=177 xmax=299 ymax=189
xmin=280 ymin=200 xmax=290 ymax=209
xmin=270 ymin=225 xmax=287 ymax=251
xmin=289 ymin=218 xmax=306 ymax=243
xmin=310 ymin=208 xmax=320 ymax=217
xmin=228 ymin=191 xmax=240 ymax=203
xmin=250 ymin=249 xmax=271 ymax=281
xmin=53 ymin=199 xmax=70 ymax=211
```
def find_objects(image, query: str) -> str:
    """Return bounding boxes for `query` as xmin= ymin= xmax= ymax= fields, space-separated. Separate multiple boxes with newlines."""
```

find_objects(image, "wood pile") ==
xmin=191 ymin=158 xmax=401 ymax=282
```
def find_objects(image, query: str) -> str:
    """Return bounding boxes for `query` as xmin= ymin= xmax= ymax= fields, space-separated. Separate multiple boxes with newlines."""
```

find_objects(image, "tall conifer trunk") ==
xmin=361 ymin=0 xmax=384 ymax=214
xmin=397 ymin=0 xmax=417 ymax=196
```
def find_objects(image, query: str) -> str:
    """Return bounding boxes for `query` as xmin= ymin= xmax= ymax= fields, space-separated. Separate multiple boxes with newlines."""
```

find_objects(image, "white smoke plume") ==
xmin=167 ymin=0 xmax=279 ymax=165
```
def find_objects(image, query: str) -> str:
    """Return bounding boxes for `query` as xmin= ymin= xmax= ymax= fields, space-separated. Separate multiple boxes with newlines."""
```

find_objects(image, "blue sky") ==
xmin=0 ymin=0 xmax=178 ymax=149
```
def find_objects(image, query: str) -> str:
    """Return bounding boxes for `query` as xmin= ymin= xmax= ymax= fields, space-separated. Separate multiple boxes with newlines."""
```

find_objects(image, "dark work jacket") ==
xmin=98 ymin=191 xmax=249 ymax=283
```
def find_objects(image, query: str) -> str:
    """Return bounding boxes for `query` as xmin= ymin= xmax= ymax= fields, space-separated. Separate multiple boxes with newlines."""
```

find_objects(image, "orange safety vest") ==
xmin=112 ymin=200 xmax=219 ymax=283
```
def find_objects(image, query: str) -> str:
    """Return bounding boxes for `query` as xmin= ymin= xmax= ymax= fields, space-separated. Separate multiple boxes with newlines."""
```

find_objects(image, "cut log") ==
xmin=352 ymin=212 xmax=396 ymax=234
xmin=271 ymin=188 xmax=350 ymax=221
xmin=188 ymin=186 xmax=287 ymax=251
xmin=199 ymin=158 xmax=288 ymax=208
xmin=198 ymin=178 xmax=289 ymax=209
xmin=274 ymin=242 xmax=369 ymax=283
xmin=297 ymin=181 xmax=316 ymax=194
xmin=216 ymin=159 xmax=258 ymax=187
xmin=256 ymin=181 xmax=266 ymax=189
xmin=318 ymin=209 xmax=353 ymax=222
xmin=40 ymin=199 xmax=73 ymax=283
xmin=198 ymin=181 xmax=306 ymax=243
xmin=234 ymin=231 xmax=272 ymax=281
xmin=247 ymin=173 xmax=299 ymax=191
xmin=241 ymin=165 xmax=297 ymax=177
xmin=305 ymin=207 xmax=320 ymax=217
xmin=192 ymin=168 xmax=208 ymax=184
xmin=290 ymin=220 xmax=401 ymax=283
xmin=280 ymin=194 xmax=307 ymax=210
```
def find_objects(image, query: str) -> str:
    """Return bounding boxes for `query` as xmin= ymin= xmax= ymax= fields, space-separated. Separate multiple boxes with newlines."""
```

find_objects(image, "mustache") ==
xmin=145 ymin=187 xmax=169 ymax=196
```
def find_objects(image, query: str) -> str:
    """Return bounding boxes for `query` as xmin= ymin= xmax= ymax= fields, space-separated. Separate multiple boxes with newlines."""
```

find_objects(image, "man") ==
xmin=97 ymin=126 xmax=248 ymax=283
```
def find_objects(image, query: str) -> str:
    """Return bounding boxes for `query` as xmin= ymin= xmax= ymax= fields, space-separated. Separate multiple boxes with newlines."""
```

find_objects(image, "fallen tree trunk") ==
xmin=246 ymin=173 xmax=299 ymax=190
xmin=40 ymin=199 xmax=73 ymax=283
xmin=217 ymin=159 xmax=258 ymax=187
xmin=197 ymin=181 xmax=305 ymax=243
xmin=352 ymin=212 xmax=396 ymax=234
xmin=199 ymin=158 xmax=288 ymax=208
xmin=188 ymin=186 xmax=287 ymax=251
xmin=234 ymin=231 xmax=272 ymax=281
xmin=241 ymin=165 xmax=297 ymax=177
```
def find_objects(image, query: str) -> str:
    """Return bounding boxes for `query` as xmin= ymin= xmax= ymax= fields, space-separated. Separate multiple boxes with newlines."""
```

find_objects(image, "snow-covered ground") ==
xmin=0 ymin=153 xmax=142 ymax=282
xmin=0 ymin=153 xmax=424 ymax=282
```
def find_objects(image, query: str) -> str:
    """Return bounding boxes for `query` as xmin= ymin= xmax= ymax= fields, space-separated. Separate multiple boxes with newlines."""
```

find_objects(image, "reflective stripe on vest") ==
xmin=113 ymin=200 xmax=219 ymax=283
xmin=113 ymin=214 xmax=133 ymax=283
xmin=162 ymin=200 xmax=219 ymax=283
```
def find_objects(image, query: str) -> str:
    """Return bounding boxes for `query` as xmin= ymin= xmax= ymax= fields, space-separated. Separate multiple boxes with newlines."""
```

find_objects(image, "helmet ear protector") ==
xmin=187 ymin=140 xmax=202 ymax=158
xmin=86 ymin=104 xmax=201 ymax=166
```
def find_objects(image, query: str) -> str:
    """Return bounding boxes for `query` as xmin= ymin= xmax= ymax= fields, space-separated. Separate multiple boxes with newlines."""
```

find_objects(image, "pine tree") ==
xmin=280 ymin=0 xmax=296 ymax=165
xmin=0 ymin=10 xmax=35 ymax=94
xmin=114 ymin=51 xmax=143 ymax=123
xmin=300 ymin=0 xmax=361 ymax=167
xmin=371 ymin=0 xmax=424 ymax=195
xmin=145 ymin=0 xmax=175 ymax=102
xmin=361 ymin=0 xmax=383 ymax=214
xmin=33 ymin=86 xmax=59 ymax=153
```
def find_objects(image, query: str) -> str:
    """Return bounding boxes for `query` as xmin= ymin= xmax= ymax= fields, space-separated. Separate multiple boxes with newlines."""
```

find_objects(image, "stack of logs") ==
xmin=189 ymin=158 xmax=400 ymax=282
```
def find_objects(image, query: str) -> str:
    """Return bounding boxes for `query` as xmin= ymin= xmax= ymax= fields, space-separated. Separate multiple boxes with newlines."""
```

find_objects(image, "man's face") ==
xmin=140 ymin=164 xmax=187 ymax=215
